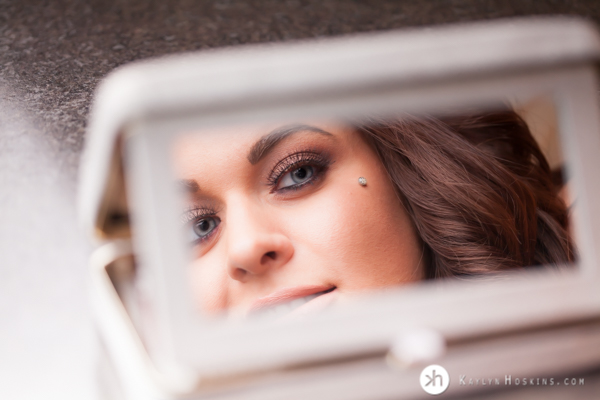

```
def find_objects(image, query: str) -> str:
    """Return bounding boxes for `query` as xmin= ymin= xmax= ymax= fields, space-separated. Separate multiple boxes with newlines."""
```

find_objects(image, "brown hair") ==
xmin=357 ymin=110 xmax=575 ymax=279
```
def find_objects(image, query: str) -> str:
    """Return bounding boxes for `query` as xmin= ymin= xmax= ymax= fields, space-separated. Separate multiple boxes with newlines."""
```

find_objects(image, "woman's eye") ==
xmin=277 ymin=165 xmax=315 ymax=189
xmin=189 ymin=216 xmax=220 ymax=243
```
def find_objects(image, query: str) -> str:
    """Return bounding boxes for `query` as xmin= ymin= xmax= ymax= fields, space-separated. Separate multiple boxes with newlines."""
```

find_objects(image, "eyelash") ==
xmin=267 ymin=150 xmax=332 ymax=193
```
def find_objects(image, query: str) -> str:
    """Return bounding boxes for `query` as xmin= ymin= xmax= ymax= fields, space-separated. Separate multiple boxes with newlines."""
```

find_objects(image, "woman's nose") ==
xmin=225 ymin=203 xmax=294 ymax=282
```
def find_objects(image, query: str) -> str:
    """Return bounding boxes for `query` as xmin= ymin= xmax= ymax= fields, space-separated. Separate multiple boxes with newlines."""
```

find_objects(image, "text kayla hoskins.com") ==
xmin=459 ymin=375 xmax=585 ymax=387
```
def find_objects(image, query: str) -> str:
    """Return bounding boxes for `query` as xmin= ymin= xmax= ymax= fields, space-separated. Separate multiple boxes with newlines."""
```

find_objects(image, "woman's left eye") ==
xmin=277 ymin=165 xmax=315 ymax=190
xmin=268 ymin=151 xmax=332 ymax=192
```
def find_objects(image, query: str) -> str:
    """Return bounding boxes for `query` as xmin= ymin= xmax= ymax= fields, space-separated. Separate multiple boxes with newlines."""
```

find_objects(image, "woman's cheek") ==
xmin=292 ymin=175 xmax=420 ymax=290
xmin=190 ymin=250 xmax=229 ymax=314
xmin=280 ymin=185 xmax=385 ymax=286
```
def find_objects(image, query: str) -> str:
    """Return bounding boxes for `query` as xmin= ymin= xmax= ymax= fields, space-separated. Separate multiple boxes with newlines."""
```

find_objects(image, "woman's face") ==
xmin=174 ymin=121 xmax=423 ymax=319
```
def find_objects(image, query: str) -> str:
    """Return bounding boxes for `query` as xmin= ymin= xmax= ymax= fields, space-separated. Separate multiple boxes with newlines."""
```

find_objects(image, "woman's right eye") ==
xmin=189 ymin=216 xmax=221 ymax=244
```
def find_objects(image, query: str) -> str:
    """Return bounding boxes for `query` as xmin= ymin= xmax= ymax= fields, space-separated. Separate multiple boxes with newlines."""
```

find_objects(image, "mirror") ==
xmin=84 ymin=18 xmax=600 ymax=391
xmin=168 ymin=96 xmax=577 ymax=322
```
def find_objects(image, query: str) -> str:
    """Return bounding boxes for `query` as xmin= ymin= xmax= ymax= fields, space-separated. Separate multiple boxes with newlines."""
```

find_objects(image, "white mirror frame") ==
xmin=82 ymin=17 xmax=600 ymax=390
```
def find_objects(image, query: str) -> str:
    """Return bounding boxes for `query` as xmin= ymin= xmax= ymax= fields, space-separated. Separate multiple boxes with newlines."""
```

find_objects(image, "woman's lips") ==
xmin=249 ymin=285 xmax=336 ymax=317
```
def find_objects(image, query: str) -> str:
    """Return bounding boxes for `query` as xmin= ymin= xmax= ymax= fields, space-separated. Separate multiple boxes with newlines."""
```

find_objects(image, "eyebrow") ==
xmin=179 ymin=124 xmax=333 ymax=193
xmin=247 ymin=124 xmax=333 ymax=165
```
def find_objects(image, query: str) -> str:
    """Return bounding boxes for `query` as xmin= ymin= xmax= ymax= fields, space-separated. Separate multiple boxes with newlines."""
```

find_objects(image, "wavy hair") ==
xmin=357 ymin=111 xmax=575 ymax=279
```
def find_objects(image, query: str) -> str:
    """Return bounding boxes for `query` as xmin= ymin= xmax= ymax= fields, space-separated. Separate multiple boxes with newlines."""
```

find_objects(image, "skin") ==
xmin=173 ymin=121 xmax=423 ymax=317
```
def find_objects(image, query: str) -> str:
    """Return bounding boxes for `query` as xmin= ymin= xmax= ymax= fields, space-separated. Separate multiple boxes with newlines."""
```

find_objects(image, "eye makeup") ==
xmin=266 ymin=150 xmax=333 ymax=194
xmin=180 ymin=141 xmax=336 ymax=249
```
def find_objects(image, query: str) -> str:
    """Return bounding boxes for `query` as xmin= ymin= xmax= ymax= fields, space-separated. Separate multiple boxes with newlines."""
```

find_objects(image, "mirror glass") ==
xmin=168 ymin=96 xmax=577 ymax=323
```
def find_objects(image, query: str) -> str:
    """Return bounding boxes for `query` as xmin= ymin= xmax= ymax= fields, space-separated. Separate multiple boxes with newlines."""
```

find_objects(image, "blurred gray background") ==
xmin=2 ymin=1 xmax=600 ymax=398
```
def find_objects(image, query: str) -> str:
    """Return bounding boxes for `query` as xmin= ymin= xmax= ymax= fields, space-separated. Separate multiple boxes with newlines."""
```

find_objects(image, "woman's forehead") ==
xmin=173 ymin=121 xmax=350 ymax=168
xmin=177 ymin=123 xmax=281 ymax=150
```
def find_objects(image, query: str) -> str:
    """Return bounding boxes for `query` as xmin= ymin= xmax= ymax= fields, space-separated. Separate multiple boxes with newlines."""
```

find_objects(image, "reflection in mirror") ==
xmin=171 ymin=99 xmax=577 ymax=322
